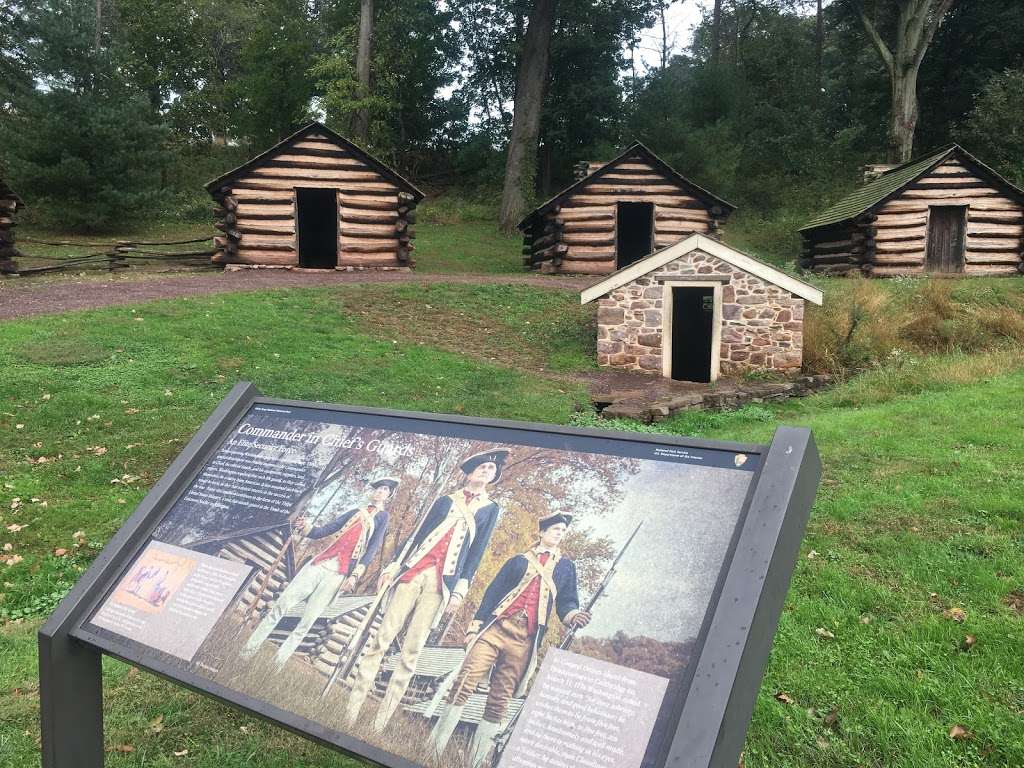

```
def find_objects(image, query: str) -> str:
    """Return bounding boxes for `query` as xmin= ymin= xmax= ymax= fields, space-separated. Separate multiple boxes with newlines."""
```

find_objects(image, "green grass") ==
xmin=2 ymin=282 xmax=1024 ymax=767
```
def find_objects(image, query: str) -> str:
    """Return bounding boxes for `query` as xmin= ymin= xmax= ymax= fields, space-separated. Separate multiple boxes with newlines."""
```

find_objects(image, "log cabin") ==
xmin=205 ymin=122 xmax=424 ymax=270
xmin=799 ymin=145 xmax=1024 ymax=277
xmin=518 ymin=141 xmax=735 ymax=275
xmin=0 ymin=178 xmax=23 ymax=273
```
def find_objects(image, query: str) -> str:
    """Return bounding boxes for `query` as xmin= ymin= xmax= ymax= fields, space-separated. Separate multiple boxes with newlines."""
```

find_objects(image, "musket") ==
xmin=491 ymin=520 xmax=644 ymax=766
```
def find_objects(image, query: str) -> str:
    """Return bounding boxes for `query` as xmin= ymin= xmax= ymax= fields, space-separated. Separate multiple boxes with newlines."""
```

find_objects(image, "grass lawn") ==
xmin=1 ymin=280 xmax=1023 ymax=767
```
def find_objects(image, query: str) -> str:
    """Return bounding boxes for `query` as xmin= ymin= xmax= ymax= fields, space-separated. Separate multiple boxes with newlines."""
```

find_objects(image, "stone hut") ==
xmin=205 ymin=122 xmax=424 ymax=270
xmin=580 ymin=234 xmax=823 ymax=383
xmin=519 ymin=142 xmax=735 ymax=275
xmin=800 ymin=144 xmax=1024 ymax=277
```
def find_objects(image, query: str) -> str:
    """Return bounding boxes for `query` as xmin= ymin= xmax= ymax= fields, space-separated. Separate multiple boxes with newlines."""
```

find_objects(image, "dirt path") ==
xmin=0 ymin=270 xmax=597 ymax=321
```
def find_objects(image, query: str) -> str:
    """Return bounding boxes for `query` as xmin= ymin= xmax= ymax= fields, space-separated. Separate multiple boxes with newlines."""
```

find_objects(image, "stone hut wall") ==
xmin=595 ymin=247 xmax=805 ymax=376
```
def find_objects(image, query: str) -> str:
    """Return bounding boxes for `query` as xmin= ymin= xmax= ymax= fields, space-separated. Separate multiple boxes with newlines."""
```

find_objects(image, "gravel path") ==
xmin=0 ymin=270 xmax=597 ymax=321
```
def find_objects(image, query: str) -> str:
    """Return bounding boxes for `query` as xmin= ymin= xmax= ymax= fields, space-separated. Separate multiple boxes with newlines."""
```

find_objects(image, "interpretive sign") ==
xmin=40 ymin=382 xmax=820 ymax=768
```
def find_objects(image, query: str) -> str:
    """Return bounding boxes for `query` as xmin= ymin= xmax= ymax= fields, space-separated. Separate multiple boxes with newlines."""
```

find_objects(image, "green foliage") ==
xmin=957 ymin=69 xmax=1024 ymax=186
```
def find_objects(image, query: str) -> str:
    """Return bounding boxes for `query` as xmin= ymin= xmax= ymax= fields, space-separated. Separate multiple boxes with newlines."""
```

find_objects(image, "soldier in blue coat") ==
xmin=430 ymin=512 xmax=591 ymax=767
xmin=240 ymin=476 xmax=396 ymax=669
xmin=343 ymin=448 xmax=509 ymax=733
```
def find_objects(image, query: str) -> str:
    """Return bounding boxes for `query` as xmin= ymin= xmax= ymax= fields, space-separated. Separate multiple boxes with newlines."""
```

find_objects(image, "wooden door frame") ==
xmin=924 ymin=204 xmax=967 ymax=274
xmin=614 ymin=200 xmax=658 ymax=268
xmin=294 ymin=187 xmax=340 ymax=268
xmin=662 ymin=280 xmax=723 ymax=382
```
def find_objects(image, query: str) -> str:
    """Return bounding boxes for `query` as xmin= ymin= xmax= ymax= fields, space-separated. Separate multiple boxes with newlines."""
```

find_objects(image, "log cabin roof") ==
xmin=580 ymin=233 xmax=823 ymax=305
xmin=800 ymin=144 xmax=1024 ymax=232
xmin=204 ymin=121 xmax=425 ymax=200
xmin=518 ymin=141 xmax=736 ymax=230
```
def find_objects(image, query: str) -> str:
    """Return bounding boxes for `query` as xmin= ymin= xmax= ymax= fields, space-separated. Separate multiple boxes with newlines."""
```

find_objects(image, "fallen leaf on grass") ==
xmin=815 ymin=627 xmax=836 ymax=640
xmin=943 ymin=607 xmax=967 ymax=623
xmin=960 ymin=634 xmax=977 ymax=651
xmin=15 ymin=424 xmax=24 ymax=430
xmin=41 ymin=393 xmax=51 ymax=401
xmin=774 ymin=692 xmax=795 ymax=704
xmin=173 ymin=749 xmax=189 ymax=757
xmin=6 ymin=523 xmax=26 ymax=532
xmin=806 ymin=550 xmax=819 ymax=560
xmin=88 ymin=446 xmax=108 ymax=456
xmin=9 ymin=499 xmax=21 ymax=510
xmin=149 ymin=714 xmax=165 ymax=733
xmin=53 ymin=548 xmax=69 ymax=557
xmin=1004 ymin=591 xmax=1024 ymax=615
xmin=949 ymin=725 xmax=973 ymax=741
xmin=2 ymin=543 xmax=11 ymax=551
xmin=125 ymin=408 xmax=140 ymax=415
xmin=3 ymin=554 xmax=23 ymax=566
xmin=108 ymin=744 xmax=135 ymax=753
xmin=822 ymin=707 xmax=840 ymax=729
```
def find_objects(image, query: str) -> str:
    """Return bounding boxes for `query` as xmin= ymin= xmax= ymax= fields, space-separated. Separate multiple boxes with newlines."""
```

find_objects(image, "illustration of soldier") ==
xmin=340 ymin=448 xmax=510 ymax=733
xmin=240 ymin=476 xmax=399 ymax=669
xmin=429 ymin=512 xmax=590 ymax=768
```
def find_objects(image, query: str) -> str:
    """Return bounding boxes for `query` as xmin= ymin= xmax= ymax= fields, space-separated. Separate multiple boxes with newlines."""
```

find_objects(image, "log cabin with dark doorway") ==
xmin=799 ymin=145 xmax=1024 ymax=277
xmin=581 ymin=235 xmax=823 ymax=383
xmin=519 ymin=142 xmax=735 ymax=275
xmin=0 ymin=178 xmax=23 ymax=274
xmin=205 ymin=122 xmax=424 ymax=270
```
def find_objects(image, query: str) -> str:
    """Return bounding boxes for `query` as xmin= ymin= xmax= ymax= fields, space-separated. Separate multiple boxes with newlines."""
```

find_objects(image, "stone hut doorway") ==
xmin=925 ymin=205 xmax=966 ymax=274
xmin=296 ymin=188 xmax=339 ymax=269
xmin=666 ymin=284 xmax=719 ymax=383
xmin=615 ymin=202 xmax=654 ymax=269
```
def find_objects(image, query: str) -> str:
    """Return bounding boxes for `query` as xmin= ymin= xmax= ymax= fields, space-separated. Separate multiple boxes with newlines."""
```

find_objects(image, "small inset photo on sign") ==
xmin=113 ymin=546 xmax=197 ymax=613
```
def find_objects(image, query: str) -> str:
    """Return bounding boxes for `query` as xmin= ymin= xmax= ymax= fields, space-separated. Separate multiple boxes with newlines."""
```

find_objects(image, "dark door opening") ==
xmin=671 ymin=287 xmax=715 ymax=383
xmin=616 ymin=202 xmax=654 ymax=269
xmin=925 ymin=205 xmax=966 ymax=274
xmin=296 ymin=188 xmax=338 ymax=269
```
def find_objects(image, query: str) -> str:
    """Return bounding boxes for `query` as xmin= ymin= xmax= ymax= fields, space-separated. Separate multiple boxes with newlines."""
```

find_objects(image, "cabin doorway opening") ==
xmin=925 ymin=205 xmax=966 ymax=274
xmin=616 ymin=202 xmax=654 ymax=269
xmin=296 ymin=188 xmax=338 ymax=269
xmin=670 ymin=286 xmax=715 ymax=383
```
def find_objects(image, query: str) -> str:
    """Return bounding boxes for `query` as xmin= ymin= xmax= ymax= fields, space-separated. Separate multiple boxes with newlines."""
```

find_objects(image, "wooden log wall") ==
xmin=0 ymin=182 xmax=23 ymax=274
xmin=866 ymin=158 xmax=1024 ymax=277
xmin=215 ymin=530 xmax=292 ymax=616
xmin=805 ymin=158 xmax=1024 ymax=277
xmin=526 ymin=156 xmax=726 ymax=275
xmin=308 ymin=603 xmax=383 ymax=680
xmin=211 ymin=132 xmax=417 ymax=269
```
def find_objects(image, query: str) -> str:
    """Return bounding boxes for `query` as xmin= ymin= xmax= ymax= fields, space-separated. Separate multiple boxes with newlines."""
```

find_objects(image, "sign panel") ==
xmin=44 ymin=384 xmax=819 ymax=768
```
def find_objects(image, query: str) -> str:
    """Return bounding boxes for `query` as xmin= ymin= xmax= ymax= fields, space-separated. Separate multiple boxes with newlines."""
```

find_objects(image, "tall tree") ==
xmin=498 ymin=0 xmax=558 ymax=233
xmin=711 ymin=0 xmax=724 ymax=62
xmin=352 ymin=0 xmax=374 ymax=142
xmin=854 ymin=0 xmax=958 ymax=162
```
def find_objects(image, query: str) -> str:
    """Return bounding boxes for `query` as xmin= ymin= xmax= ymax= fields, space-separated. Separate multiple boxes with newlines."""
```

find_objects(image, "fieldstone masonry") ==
xmin=596 ymin=247 xmax=806 ymax=376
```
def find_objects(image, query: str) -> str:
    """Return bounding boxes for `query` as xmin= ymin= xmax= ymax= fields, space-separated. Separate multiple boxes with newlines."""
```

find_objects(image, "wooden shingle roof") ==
xmin=800 ymin=144 xmax=1024 ymax=232
xmin=518 ymin=141 xmax=735 ymax=230
xmin=204 ymin=121 xmax=424 ymax=200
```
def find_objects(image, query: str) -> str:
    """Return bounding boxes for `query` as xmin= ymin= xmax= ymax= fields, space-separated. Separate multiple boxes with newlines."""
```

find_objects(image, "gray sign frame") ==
xmin=40 ymin=381 xmax=820 ymax=768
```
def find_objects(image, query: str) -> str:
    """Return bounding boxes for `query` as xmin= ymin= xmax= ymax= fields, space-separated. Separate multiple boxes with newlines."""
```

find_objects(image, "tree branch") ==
xmin=855 ymin=1 xmax=894 ymax=74
xmin=914 ymin=0 xmax=957 ymax=67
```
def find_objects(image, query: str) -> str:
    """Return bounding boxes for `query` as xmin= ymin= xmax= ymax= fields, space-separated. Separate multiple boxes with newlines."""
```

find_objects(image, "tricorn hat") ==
xmin=460 ymin=448 xmax=511 ymax=484
xmin=369 ymin=476 xmax=400 ymax=495
xmin=538 ymin=512 xmax=573 ymax=531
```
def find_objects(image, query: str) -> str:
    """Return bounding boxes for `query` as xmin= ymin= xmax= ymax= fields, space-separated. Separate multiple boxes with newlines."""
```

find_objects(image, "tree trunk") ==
xmin=890 ymin=58 xmax=921 ymax=162
xmin=660 ymin=1 xmax=668 ymax=70
xmin=857 ymin=0 xmax=958 ymax=164
xmin=352 ymin=0 xmax=374 ymax=143
xmin=815 ymin=0 xmax=823 ymax=97
xmin=711 ymin=0 xmax=723 ymax=63
xmin=498 ymin=0 xmax=557 ymax=234
xmin=95 ymin=0 xmax=102 ymax=51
